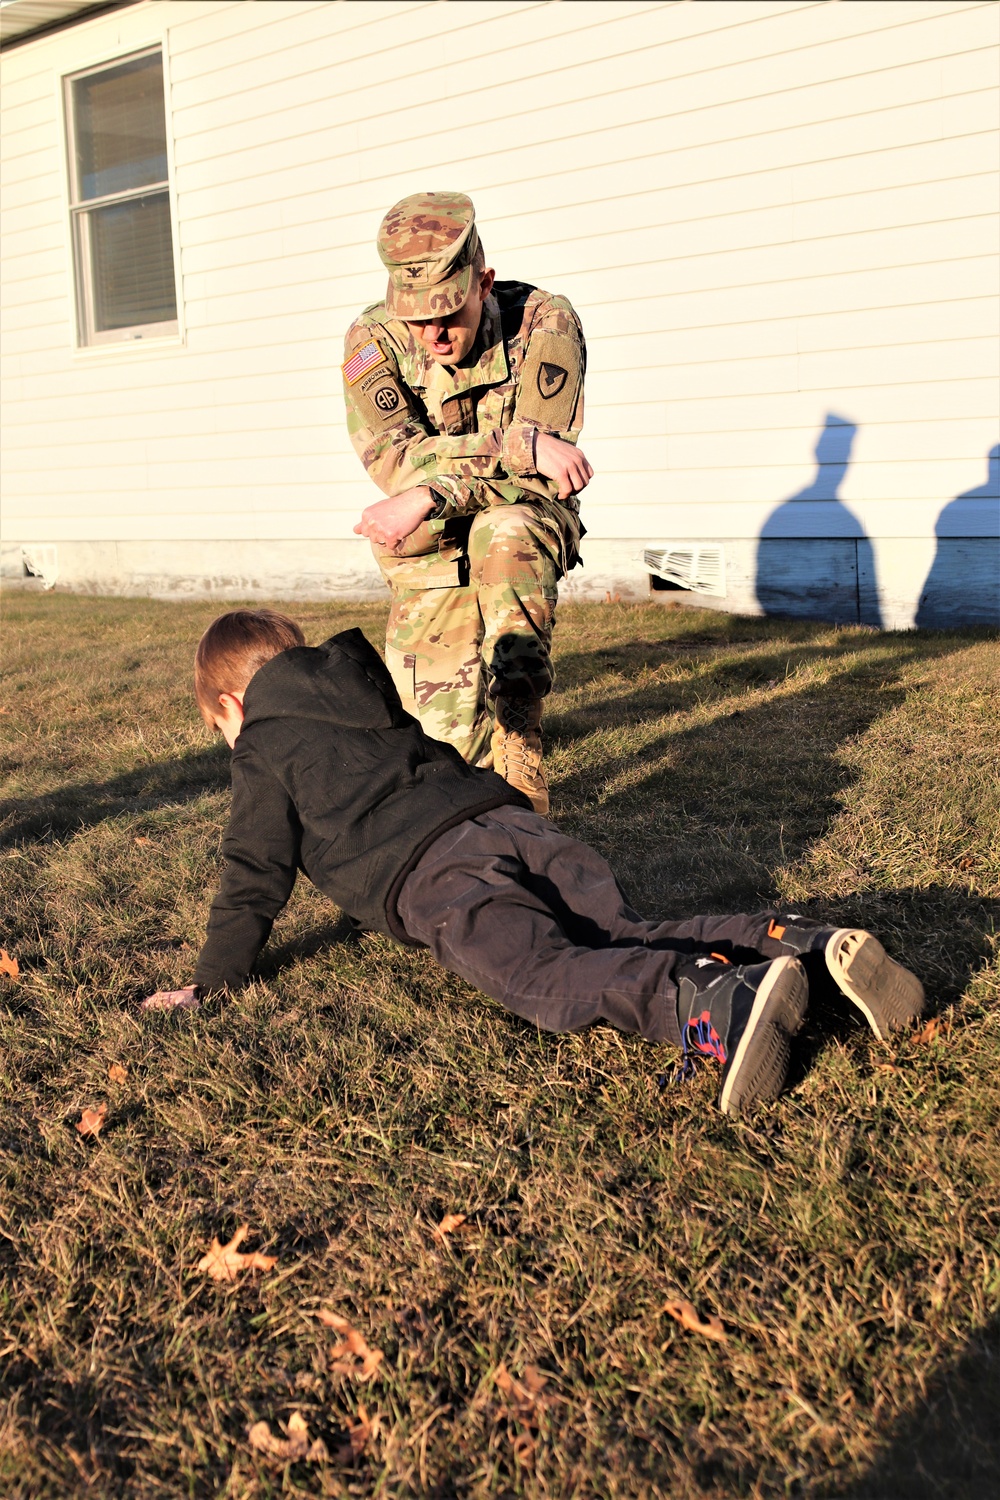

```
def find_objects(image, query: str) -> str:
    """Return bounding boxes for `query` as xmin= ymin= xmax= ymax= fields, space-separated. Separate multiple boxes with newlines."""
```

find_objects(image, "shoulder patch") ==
xmin=516 ymin=330 xmax=583 ymax=430
xmin=343 ymin=338 xmax=387 ymax=386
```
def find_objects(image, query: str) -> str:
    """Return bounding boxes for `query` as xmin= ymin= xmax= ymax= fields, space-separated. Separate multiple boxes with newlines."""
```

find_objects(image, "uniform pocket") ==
xmin=384 ymin=642 xmax=418 ymax=717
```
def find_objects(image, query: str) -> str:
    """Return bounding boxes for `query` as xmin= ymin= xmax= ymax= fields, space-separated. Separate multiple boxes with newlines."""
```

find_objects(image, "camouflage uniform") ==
xmin=343 ymin=199 xmax=586 ymax=767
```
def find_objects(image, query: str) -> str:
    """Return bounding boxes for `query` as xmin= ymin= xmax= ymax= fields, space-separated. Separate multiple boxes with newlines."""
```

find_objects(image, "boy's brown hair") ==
xmin=194 ymin=609 xmax=305 ymax=728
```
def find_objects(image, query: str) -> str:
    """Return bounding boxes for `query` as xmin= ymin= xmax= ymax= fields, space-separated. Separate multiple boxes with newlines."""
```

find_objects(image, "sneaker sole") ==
xmin=718 ymin=956 xmax=808 ymax=1117
xmin=825 ymin=929 xmax=925 ymax=1041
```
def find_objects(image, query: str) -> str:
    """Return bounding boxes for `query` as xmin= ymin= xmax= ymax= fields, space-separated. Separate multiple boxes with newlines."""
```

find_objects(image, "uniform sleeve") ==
xmin=343 ymin=299 xmax=586 ymax=520
xmin=501 ymin=292 xmax=586 ymax=480
xmin=192 ymin=756 xmax=301 ymax=994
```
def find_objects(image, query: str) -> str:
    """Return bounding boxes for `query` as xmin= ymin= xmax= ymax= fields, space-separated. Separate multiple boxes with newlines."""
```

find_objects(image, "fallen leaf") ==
xmin=0 ymin=949 xmax=19 ymax=980
xmin=108 ymin=1063 xmax=127 ymax=1085
xmin=494 ymin=1362 xmax=548 ymax=1420
xmin=875 ymin=1062 xmax=900 ymax=1073
xmin=316 ymin=1310 xmax=384 ymax=1381
xmin=511 ymin=1431 xmax=536 ymax=1468
xmin=248 ymin=1410 xmax=328 ymax=1463
xmin=914 ymin=1017 xmax=951 ymax=1045
xmin=196 ymin=1224 xmax=277 ymax=1282
xmin=957 ymin=855 xmax=975 ymax=871
xmin=134 ymin=836 xmax=151 ymax=846
xmin=332 ymin=1404 xmax=373 ymax=1464
xmin=433 ymin=1211 xmax=468 ymax=1241
xmin=659 ymin=1299 xmax=728 ymax=1343
xmin=76 ymin=1103 xmax=107 ymax=1138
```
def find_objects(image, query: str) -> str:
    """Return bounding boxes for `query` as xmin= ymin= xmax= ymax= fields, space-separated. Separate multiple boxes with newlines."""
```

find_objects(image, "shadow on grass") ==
xmin=828 ymin=1315 xmax=1000 ymax=1499
xmin=256 ymin=915 xmax=358 ymax=978
xmin=550 ymin=629 xmax=972 ymax=907
xmin=0 ymin=745 xmax=231 ymax=847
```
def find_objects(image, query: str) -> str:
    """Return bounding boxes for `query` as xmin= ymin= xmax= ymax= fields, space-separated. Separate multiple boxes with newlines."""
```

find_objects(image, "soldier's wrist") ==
xmin=426 ymin=488 xmax=449 ymax=520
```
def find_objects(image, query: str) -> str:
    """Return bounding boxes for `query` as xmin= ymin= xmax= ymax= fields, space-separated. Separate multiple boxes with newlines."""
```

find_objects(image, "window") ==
xmin=64 ymin=48 xmax=178 ymax=347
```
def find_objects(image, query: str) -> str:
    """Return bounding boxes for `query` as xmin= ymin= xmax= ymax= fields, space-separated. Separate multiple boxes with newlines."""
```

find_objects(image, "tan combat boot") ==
xmin=490 ymin=696 xmax=549 ymax=815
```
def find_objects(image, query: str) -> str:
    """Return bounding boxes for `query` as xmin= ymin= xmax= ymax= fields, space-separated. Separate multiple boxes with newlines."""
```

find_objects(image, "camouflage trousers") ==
xmin=376 ymin=504 xmax=562 ymax=766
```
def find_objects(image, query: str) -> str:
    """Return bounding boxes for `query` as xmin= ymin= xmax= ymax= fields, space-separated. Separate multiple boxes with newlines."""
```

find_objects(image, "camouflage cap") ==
xmin=377 ymin=191 xmax=480 ymax=320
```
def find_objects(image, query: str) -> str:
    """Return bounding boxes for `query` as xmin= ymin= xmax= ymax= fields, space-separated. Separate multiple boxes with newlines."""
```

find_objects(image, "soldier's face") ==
xmin=407 ymin=269 xmax=495 ymax=365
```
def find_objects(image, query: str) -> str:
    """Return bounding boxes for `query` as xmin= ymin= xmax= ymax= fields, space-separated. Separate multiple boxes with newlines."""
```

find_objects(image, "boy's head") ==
xmin=195 ymin=609 xmax=305 ymax=744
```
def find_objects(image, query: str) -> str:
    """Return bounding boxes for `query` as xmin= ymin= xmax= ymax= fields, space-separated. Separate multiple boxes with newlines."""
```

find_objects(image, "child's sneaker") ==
xmin=764 ymin=916 xmax=924 ymax=1040
xmin=675 ymin=955 xmax=808 ymax=1116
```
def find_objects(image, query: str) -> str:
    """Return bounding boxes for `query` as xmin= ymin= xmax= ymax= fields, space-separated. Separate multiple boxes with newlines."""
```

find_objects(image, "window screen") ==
xmin=65 ymin=49 xmax=178 ymax=345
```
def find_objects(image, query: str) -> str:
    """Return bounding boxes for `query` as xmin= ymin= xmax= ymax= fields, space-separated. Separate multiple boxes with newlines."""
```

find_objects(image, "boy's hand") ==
xmin=140 ymin=985 xmax=201 ymax=1011
xmin=354 ymin=487 xmax=436 ymax=553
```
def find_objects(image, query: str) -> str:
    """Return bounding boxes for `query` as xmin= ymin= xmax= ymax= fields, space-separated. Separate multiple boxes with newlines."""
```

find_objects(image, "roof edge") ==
xmin=0 ymin=1 xmax=139 ymax=51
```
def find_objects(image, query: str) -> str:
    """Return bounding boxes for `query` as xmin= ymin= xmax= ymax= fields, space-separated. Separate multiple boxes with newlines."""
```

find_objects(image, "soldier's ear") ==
xmin=479 ymin=267 xmax=495 ymax=297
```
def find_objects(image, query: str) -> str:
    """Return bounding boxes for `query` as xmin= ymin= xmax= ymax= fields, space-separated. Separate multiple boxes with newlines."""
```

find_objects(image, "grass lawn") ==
xmin=1 ymin=592 xmax=998 ymax=1499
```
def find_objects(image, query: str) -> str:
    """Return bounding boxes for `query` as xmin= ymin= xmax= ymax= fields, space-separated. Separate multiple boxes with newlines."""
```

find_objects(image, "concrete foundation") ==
xmin=2 ymin=536 xmax=995 ymax=628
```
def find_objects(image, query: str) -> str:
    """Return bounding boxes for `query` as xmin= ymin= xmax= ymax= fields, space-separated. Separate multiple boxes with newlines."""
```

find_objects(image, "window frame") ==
xmin=62 ymin=43 xmax=183 ymax=351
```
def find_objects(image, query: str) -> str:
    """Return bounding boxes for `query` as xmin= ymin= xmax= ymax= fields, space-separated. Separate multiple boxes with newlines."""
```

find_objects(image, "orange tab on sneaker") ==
xmin=767 ymin=920 xmax=786 ymax=940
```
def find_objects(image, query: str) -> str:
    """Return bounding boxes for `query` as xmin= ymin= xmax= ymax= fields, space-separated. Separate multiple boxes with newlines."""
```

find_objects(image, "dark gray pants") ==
xmin=397 ymin=806 xmax=791 ymax=1045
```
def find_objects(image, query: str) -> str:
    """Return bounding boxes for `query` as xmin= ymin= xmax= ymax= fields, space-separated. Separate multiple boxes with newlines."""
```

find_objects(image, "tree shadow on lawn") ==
xmin=828 ymin=1314 xmax=1000 ymax=1499
xmin=0 ymin=744 xmax=231 ymax=848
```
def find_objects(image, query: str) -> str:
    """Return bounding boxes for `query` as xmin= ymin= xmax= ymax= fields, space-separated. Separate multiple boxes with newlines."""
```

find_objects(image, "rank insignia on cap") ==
xmin=342 ymin=338 xmax=387 ymax=385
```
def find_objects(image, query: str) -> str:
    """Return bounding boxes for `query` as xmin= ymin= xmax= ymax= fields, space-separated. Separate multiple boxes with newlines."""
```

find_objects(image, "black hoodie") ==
xmin=192 ymin=628 xmax=526 ymax=992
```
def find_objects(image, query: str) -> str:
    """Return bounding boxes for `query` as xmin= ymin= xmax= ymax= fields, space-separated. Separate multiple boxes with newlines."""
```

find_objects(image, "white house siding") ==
xmin=1 ymin=0 xmax=997 ymax=625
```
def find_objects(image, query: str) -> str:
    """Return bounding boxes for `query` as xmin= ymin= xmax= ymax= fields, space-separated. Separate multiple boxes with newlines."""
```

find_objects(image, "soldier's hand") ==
xmin=534 ymin=433 xmax=594 ymax=499
xmin=354 ymin=488 xmax=437 ymax=553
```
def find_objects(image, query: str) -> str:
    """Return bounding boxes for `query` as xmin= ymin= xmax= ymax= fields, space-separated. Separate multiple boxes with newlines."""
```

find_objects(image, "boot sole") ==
xmin=719 ymin=957 xmax=808 ymax=1117
xmin=825 ymin=929 xmax=925 ymax=1041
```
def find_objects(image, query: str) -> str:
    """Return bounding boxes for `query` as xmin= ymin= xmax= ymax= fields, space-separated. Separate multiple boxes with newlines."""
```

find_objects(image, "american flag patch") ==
xmin=342 ymin=338 xmax=386 ymax=385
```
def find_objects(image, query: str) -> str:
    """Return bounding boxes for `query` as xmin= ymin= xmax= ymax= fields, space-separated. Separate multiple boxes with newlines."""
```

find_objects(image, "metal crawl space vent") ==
xmin=644 ymin=544 xmax=726 ymax=597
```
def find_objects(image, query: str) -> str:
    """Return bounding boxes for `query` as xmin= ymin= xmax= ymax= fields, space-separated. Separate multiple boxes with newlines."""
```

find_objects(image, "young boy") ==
xmin=143 ymin=610 xmax=925 ymax=1116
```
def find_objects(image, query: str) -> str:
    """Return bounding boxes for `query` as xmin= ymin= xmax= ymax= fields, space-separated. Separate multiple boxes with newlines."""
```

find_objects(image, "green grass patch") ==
xmin=1 ymin=593 xmax=998 ymax=1497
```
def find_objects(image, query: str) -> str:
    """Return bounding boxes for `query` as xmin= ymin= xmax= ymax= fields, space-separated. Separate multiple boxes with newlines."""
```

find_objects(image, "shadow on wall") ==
xmin=916 ymin=445 xmax=1000 ymax=629
xmin=755 ymin=414 xmax=882 ymax=628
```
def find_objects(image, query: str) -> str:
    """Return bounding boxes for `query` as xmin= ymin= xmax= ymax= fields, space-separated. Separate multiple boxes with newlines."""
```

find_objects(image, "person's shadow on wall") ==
xmin=755 ymin=414 xmax=882 ymax=627
xmin=915 ymin=444 xmax=1000 ymax=628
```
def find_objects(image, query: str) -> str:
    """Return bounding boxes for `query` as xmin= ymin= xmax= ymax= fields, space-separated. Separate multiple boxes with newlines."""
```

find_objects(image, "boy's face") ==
xmin=212 ymin=693 xmax=245 ymax=748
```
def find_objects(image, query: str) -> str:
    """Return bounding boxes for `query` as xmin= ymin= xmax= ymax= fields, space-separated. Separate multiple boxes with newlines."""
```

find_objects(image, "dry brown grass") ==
xmin=1 ymin=593 xmax=998 ymax=1498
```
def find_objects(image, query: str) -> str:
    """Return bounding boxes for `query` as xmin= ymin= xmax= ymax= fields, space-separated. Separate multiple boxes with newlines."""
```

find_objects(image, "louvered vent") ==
xmin=644 ymin=544 xmax=726 ymax=597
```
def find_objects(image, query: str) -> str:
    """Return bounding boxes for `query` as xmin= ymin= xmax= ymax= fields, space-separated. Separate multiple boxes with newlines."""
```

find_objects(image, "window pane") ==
xmin=73 ymin=52 xmax=168 ymax=201
xmin=88 ymin=192 xmax=177 ymax=330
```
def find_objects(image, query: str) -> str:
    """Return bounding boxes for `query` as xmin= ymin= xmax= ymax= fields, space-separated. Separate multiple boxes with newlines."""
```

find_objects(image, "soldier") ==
xmin=343 ymin=191 xmax=592 ymax=814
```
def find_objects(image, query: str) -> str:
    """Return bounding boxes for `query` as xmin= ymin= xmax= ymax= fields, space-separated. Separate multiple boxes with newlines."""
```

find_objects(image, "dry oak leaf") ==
xmin=433 ymin=1211 xmax=469 ymax=1241
xmin=248 ymin=1410 xmax=328 ymax=1463
xmin=494 ymin=1362 xmax=548 ymax=1422
xmin=196 ymin=1224 xmax=277 ymax=1283
xmin=914 ymin=1016 xmax=952 ymax=1045
xmin=316 ymin=1310 xmax=384 ymax=1381
xmin=0 ymin=949 xmax=20 ymax=980
xmin=108 ymin=1063 xmax=127 ymax=1085
xmin=76 ymin=1103 xmax=107 ymax=1139
xmin=659 ymin=1299 xmax=728 ymax=1343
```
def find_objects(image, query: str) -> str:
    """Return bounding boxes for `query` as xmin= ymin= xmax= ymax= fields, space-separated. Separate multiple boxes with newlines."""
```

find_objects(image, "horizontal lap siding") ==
xmin=2 ymin=0 xmax=998 ymax=576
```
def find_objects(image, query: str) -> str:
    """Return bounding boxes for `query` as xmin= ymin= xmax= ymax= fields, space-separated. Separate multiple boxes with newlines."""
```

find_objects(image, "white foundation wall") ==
xmin=2 ymin=0 xmax=998 ymax=624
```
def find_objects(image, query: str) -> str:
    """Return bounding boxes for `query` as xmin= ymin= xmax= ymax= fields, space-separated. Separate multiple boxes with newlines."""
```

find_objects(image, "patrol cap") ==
xmin=377 ymin=191 xmax=481 ymax=320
